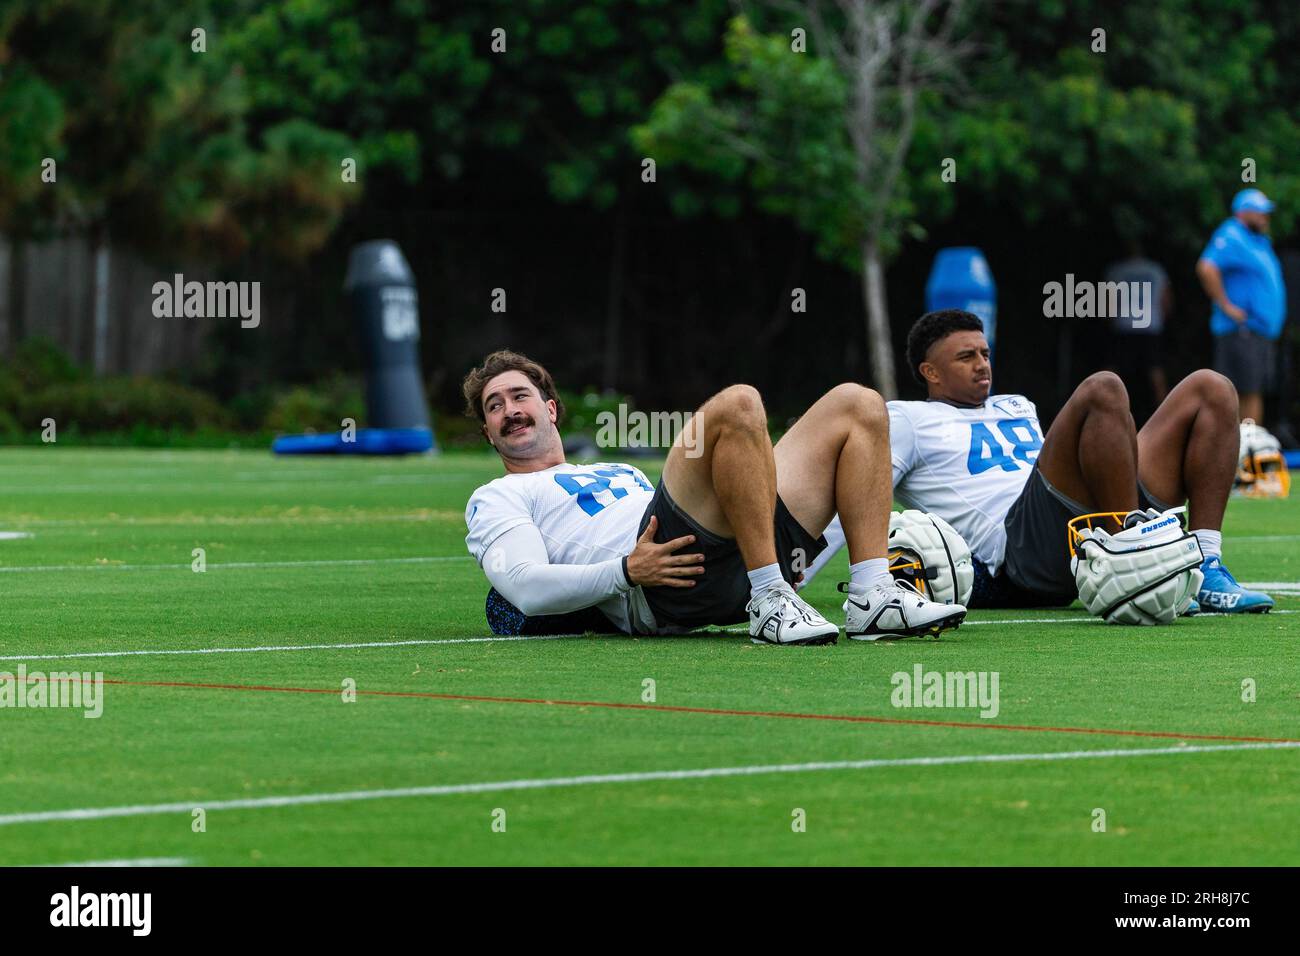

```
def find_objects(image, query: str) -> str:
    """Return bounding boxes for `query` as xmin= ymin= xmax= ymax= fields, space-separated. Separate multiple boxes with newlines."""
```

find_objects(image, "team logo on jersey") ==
xmin=990 ymin=396 xmax=1031 ymax=417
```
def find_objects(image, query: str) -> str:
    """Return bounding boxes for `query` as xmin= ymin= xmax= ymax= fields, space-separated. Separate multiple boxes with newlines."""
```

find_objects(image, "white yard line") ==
xmin=4 ymin=609 xmax=1294 ymax=664
xmin=1 ymin=741 xmax=1294 ymax=828
xmin=36 ymin=857 xmax=191 ymax=867
xmin=0 ymin=555 xmax=470 ymax=573
xmin=11 ymin=513 xmax=452 ymax=528
xmin=962 ymin=616 xmax=1096 ymax=626
xmin=0 ymin=634 xmax=573 ymax=663
xmin=0 ymin=476 xmax=473 ymax=494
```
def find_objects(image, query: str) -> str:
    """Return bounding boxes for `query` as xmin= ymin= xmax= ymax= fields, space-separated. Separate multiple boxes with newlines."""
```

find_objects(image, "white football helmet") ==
xmin=887 ymin=510 xmax=974 ymax=606
xmin=1069 ymin=508 xmax=1204 ymax=625
xmin=1235 ymin=420 xmax=1290 ymax=499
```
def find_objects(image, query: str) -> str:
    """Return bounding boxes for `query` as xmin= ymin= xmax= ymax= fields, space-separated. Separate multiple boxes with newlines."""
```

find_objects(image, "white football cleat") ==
xmin=747 ymin=583 xmax=839 ymax=646
xmin=840 ymin=579 xmax=966 ymax=640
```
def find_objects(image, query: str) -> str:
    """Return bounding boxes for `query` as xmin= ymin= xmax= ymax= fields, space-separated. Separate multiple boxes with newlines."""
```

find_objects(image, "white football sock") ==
xmin=747 ymin=563 xmax=784 ymax=597
xmin=1193 ymin=529 xmax=1222 ymax=561
xmin=849 ymin=557 xmax=892 ymax=592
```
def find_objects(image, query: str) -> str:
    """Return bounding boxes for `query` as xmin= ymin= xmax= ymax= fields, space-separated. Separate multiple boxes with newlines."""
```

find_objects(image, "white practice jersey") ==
xmin=465 ymin=462 xmax=658 ymax=633
xmin=889 ymin=395 xmax=1044 ymax=573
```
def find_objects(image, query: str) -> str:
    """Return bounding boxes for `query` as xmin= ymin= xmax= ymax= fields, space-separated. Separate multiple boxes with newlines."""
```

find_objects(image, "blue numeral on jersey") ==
xmin=967 ymin=423 xmax=1016 ymax=474
xmin=997 ymin=418 xmax=1042 ymax=465
xmin=967 ymin=419 xmax=1041 ymax=474
xmin=596 ymin=465 xmax=652 ymax=492
xmin=554 ymin=467 xmax=651 ymax=516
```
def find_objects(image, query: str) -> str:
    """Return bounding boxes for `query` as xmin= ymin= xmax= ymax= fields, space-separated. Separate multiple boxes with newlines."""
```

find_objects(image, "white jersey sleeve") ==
xmin=465 ymin=478 xmax=534 ymax=563
xmin=480 ymin=523 xmax=631 ymax=617
xmin=888 ymin=403 xmax=919 ymax=486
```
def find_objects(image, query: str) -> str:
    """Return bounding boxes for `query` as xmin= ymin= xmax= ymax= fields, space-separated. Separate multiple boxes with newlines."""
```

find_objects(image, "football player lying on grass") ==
xmin=806 ymin=309 xmax=1273 ymax=616
xmin=462 ymin=350 xmax=966 ymax=644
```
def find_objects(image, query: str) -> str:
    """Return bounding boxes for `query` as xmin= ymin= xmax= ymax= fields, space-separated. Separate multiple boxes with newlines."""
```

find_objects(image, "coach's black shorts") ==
xmin=997 ymin=465 xmax=1171 ymax=606
xmin=1214 ymin=326 xmax=1276 ymax=394
xmin=637 ymin=481 xmax=826 ymax=630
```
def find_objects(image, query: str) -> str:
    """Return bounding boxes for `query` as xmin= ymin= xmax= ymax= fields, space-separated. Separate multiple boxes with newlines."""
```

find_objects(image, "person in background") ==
xmin=1105 ymin=239 xmax=1172 ymax=419
xmin=1272 ymin=249 xmax=1300 ymax=449
xmin=1196 ymin=188 xmax=1287 ymax=425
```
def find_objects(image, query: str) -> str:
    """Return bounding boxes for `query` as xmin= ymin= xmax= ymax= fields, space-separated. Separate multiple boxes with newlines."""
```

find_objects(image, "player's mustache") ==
xmin=500 ymin=415 xmax=535 ymax=437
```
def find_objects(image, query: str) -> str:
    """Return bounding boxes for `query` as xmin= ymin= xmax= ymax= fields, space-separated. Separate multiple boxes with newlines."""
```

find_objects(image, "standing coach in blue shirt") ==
xmin=1195 ymin=188 xmax=1287 ymax=425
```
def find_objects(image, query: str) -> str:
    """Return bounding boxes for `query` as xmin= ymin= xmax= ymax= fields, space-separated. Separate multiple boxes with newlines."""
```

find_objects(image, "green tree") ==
xmin=0 ymin=1 xmax=355 ymax=258
xmin=219 ymin=0 xmax=735 ymax=386
xmin=950 ymin=0 xmax=1300 ymax=244
xmin=0 ymin=0 xmax=356 ymax=369
xmin=635 ymin=0 xmax=1300 ymax=395
xmin=635 ymin=2 xmax=978 ymax=399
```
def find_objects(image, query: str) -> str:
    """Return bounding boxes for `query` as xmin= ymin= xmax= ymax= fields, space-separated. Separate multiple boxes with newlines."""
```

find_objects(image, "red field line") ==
xmin=22 ymin=674 xmax=1285 ymax=745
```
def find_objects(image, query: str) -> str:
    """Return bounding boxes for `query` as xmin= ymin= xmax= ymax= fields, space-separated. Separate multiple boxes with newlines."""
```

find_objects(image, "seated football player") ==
xmin=805 ymin=309 xmax=1273 ymax=614
xmin=462 ymin=350 xmax=966 ymax=644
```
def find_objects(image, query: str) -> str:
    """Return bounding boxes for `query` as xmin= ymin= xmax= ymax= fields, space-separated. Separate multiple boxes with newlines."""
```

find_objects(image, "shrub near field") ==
xmin=0 ymin=339 xmax=233 ymax=442
xmin=261 ymin=375 xmax=365 ymax=435
xmin=0 ymin=339 xmax=376 ymax=446
xmin=19 ymin=378 xmax=234 ymax=433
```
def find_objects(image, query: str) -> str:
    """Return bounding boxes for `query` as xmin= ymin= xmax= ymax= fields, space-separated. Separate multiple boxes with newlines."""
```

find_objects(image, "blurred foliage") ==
xmin=4 ymin=0 xmax=1296 ymax=260
xmin=214 ymin=0 xmax=735 ymax=212
xmin=0 ymin=342 xmax=391 ymax=445
xmin=0 ymin=408 xmax=20 ymax=440
xmin=0 ymin=0 xmax=357 ymax=261
xmin=0 ymin=338 xmax=230 ymax=437
xmin=0 ymin=337 xmax=83 ymax=396
xmin=556 ymin=388 xmax=632 ymax=434
xmin=636 ymin=0 xmax=1299 ymax=268
xmin=0 ymin=0 xmax=742 ymax=234
xmin=1 ymin=423 xmax=280 ymax=448
xmin=636 ymin=16 xmax=867 ymax=267
xmin=262 ymin=374 xmax=365 ymax=434
xmin=436 ymin=412 xmax=490 ymax=450
xmin=16 ymin=377 xmax=233 ymax=432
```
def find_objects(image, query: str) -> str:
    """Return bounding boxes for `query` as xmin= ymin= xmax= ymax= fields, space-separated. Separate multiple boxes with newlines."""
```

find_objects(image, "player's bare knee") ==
xmin=1190 ymin=369 xmax=1237 ymax=414
xmin=1080 ymin=370 xmax=1129 ymax=413
xmin=711 ymin=383 xmax=766 ymax=432
xmin=831 ymin=382 xmax=886 ymax=432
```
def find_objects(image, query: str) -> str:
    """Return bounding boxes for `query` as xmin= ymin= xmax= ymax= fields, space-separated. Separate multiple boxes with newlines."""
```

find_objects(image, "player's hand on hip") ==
xmin=1223 ymin=301 xmax=1247 ymax=323
xmin=626 ymin=516 xmax=704 ymax=588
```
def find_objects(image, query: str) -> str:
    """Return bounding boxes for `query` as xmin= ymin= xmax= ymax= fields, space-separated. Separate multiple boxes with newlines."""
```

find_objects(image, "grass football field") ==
xmin=0 ymin=447 xmax=1297 ymax=866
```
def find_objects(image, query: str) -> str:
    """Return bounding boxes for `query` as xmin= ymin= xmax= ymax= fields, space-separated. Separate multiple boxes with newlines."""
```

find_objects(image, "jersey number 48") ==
xmin=966 ymin=419 xmax=1042 ymax=474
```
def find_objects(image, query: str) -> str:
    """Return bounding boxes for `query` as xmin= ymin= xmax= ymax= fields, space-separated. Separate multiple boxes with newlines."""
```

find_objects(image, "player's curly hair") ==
xmin=461 ymin=350 xmax=566 ymax=425
xmin=905 ymin=310 xmax=986 ymax=385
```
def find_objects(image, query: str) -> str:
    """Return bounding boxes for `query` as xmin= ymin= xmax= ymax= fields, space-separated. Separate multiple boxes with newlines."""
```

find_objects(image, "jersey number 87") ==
xmin=554 ymin=466 xmax=652 ymax=515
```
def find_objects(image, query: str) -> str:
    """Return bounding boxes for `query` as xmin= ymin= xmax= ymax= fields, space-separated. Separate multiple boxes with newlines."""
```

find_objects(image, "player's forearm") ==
xmin=1195 ymin=259 xmax=1231 ymax=307
xmin=488 ymin=555 xmax=631 ymax=617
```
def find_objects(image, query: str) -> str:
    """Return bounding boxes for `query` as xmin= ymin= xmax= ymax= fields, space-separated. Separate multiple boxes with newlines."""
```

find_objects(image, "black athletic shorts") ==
xmin=993 ymin=465 xmax=1171 ymax=606
xmin=636 ymin=481 xmax=827 ymax=630
xmin=1214 ymin=326 xmax=1276 ymax=395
